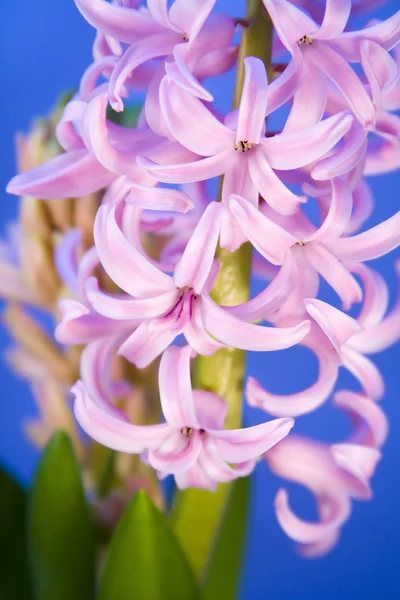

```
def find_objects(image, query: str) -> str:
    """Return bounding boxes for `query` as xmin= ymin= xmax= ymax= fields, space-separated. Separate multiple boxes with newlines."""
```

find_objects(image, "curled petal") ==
xmin=7 ymin=149 xmax=114 ymax=199
xmin=119 ymin=321 xmax=176 ymax=368
xmin=309 ymin=44 xmax=375 ymax=129
xmin=262 ymin=0 xmax=316 ymax=53
xmin=304 ymin=244 xmax=362 ymax=309
xmin=283 ymin=59 xmax=327 ymax=133
xmin=209 ymin=417 xmax=294 ymax=463
xmin=329 ymin=11 xmax=400 ymax=62
xmin=249 ymin=149 xmax=306 ymax=215
xmin=74 ymin=0 xmax=164 ymax=44
xmin=236 ymin=57 xmax=268 ymax=145
xmin=73 ymin=381 xmax=170 ymax=453
xmin=309 ymin=177 xmax=352 ymax=244
xmin=138 ymin=151 xmax=231 ymax=184
xmin=158 ymin=345 xmax=198 ymax=429
xmin=85 ymin=277 xmax=178 ymax=320
xmin=160 ymin=77 xmax=232 ymax=155
xmin=174 ymin=202 xmax=222 ymax=293
xmin=331 ymin=443 xmax=381 ymax=499
xmin=360 ymin=40 xmax=398 ymax=110
xmin=333 ymin=211 xmax=400 ymax=262
xmin=349 ymin=263 xmax=389 ymax=329
xmin=201 ymin=295 xmax=311 ymax=352
xmin=229 ymin=195 xmax=297 ymax=265
xmin=313 ymin=0 xmax=351 ymax=39
xmin=305 ymin=298 xmax=362 ymax=358
xmin=148 ymin=431 xmax=203 ymax=473
xmin=341 ymin=346 xmax=385 ymax=400
xmin=261 ymin=111 xmax=353 ymax=170
xmin=246 ymin=349 xmax=339 ymax=417
xmin=334 ymin=390 xmax=389 ymax=448
xmin=109 ymin=34 xmax=175 ymax=112
xmin=126 ymin=182 xmax=194 ymax=212
xmin=94 ymin=204 xmax=173 ymax=297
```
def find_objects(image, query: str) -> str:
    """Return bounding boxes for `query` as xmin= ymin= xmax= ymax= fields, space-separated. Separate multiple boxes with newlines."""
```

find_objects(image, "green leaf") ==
xmin=106 ymin=104 xmax=142 ymax=128
xmin=98 ymin=490 xmax=201 ymax=600
xmin=28 ymin=431 xmax=95 ymax=600
xmin=202 ymin=476 xmax=251 ymax=600
xmin=0 ymin=466 xmax=32 ymax=600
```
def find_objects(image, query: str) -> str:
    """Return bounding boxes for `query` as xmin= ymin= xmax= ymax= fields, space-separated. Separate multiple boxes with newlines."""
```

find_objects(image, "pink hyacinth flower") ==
xmin=138 ymin=56 xmax=354 ymax=249
xmin=229 ymin=179 xmax=400 ymax=314
xmin=7 ymin=93 xmax=195 ymax=214
xmin=266 ymin=385 xmax=386 ymax=557
xmin=86 ymin=200 xmax=310 ymax=368
xmin=73 ymin=344 xmax=294 ymax=489
xmin=264 ymin=0 xmax=400 ymax=129
xmin=75 ymin=0 xmax=235 ymax=105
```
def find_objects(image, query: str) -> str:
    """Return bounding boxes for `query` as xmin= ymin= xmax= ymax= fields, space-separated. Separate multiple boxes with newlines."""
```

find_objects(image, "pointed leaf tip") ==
xmin=28 ymin=431 xmax=95 ymax=600
xmin=98 ymin=489 xmax=201 ymax=600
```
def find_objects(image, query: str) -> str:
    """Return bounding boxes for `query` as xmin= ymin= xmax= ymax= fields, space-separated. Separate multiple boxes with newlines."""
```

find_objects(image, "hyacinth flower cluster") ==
xmin=4 ymin=0 xmax=400 ymax=569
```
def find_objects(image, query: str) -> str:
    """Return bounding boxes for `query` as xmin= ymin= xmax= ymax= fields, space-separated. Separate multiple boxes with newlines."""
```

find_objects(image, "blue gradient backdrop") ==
xmin=1 ymin=1 xmax=399 ymax=598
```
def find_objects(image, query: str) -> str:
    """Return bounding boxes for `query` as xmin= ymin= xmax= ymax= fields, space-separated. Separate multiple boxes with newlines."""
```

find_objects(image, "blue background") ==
xmin=1 ymin=1 xmax=399 ymax=598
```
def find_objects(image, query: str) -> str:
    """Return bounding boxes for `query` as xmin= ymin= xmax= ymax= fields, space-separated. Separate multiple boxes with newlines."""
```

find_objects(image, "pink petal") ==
xmin=360 ymin=40 xmax=398 ymax=110
xmin=74 ymin=0 xmax=165 ymax=43
xmin=349 ymin=263 xmax=389 ymax=329
xmin=249 ymin=149 xmax=306 ymax=215
xmin=7 ymin=149 xmax=114 ymax=199
xmin=126 ymin=181 xmax=194 ymax=212
xmin=313 ymin=0 xmax=351 ymax=40
xmin=309 ymin=177 xmax=352 ymax=243
xmin=192 ymin=389 xmax=227 ymax=430
xmin=169 ymin=0 xmax=217 ymax=42
xmin=311 ymin=120 xmax=368 ymax=181
xmin=236 ymin=57 xmax=268 ymax=145
xmin=147 ymin=0 xmax=179 ymax=30
xmin=159 ymin=77 xmax=232 ymax=155
xmin=209 ymin=417 xmax=294 ymax=463
xmin=73 ymin=380 xmax=170 ymax=452
xmin=341 ymin=346 xmax=385 ymax=400
xmin=261 ymin=111 xmax=353 ymax=170
xmin=333 ymin=211 xmax=400 ymax=262
xmin=345 ymin=179 xmax=374 ymax=235
xmin=201 ymin=295 xmax=311 ymax=352
xmin=118 ymin=321 xmax=176 ymax=368
xmin=228 ymin=254 xmax=296 ymax=322
xmin=329 ymin=11 xmax=400 ymax=62
xmin=334 ymin=390 xmax=388 ymax=448
xmin=165 ymin=43 xmax=213 ymax=102
xmin=200 ymin=438 xmax=255 ymax=482
xmin=305 ymin=297 xmax=362 ymax=358
xmin=229 ymin=195 xmax=297 ymax=265
xmin=85 ymin=277 xmax=178 ymax=320
xmin=174 ymin=202 xmax=222 ymax=293
xmin=331 ymin=443 xmax=381 ymax=499
xmin=246 ymin=348 xmax=338 ymax=417
xmin=148 ymin=431 xmax=203 ymax=472
xmin=109 ymin=34 xmax=175 ymax=112
xmin=158 ymin=345 xmax=199 ymax=429
xmin=266 ymin=57 xmax=306 ymax=115
xmin=262 ymin=0 xmax=317 ymax=53
xmin=309 ymin=44 xmax=375 ymax=129
xmin=94 ymin=204 xmax=173 ymax=298
xmin=184 ymin=306 xmax=224 ymax=355
xmin=138 ymin=151 xmax=231 ymax=184
xmin=304 ymin=244 xmax=362 ymax=309
xmin=283 ymin=58 xmax=327 ymax=133
xmin=274 ymin=487 xmax=350 ymax=545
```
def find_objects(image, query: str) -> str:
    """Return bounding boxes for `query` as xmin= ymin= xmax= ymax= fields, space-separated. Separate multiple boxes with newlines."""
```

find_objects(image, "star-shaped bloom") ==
xmin=75 ymin=0 xmax=235 ymax=105
xmin=264 ymin=0 xmax=400 ymax=128
xmin=7 ymin=94 xmax=195 ymax=214
xmin=138 ymin=56 xmax=353 ymax=249
xmin=229 ymin=178 xmax=400 ymax=313
xmin=85 ymin=200 xmax=310 ymax=368
xmin=74 ymin=344 xmax=294 ymax=490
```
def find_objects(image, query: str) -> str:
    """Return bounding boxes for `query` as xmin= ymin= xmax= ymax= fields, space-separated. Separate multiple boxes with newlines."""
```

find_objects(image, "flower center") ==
xmin=235 ymin=140 xmax=255 ymax=152
xmin=181 ymin=427 xmax=193 ymax=437
xmin=182 ymin=32 xmax=189 ymax=41
xmin=297 ymin=35 xmax=312 ymax=46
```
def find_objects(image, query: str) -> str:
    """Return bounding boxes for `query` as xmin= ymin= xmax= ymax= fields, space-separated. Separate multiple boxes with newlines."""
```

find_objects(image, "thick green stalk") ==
xmin=170 ymin=0 xmax=273 ymax=579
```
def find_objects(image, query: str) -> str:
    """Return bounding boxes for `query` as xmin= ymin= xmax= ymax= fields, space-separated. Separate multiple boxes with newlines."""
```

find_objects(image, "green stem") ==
xmin=170 ymin=0 xmax=273 ymax=580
